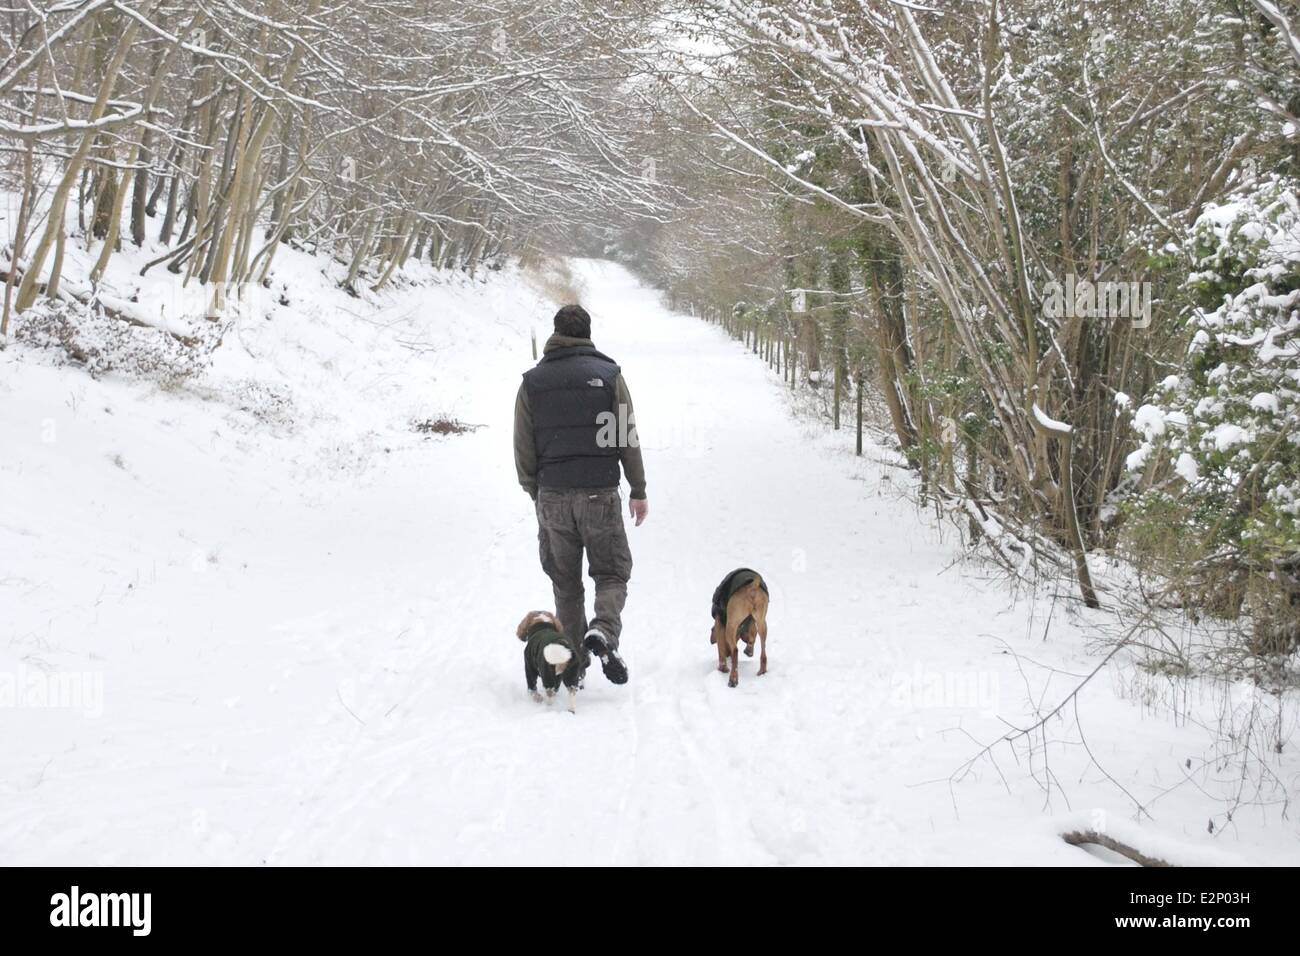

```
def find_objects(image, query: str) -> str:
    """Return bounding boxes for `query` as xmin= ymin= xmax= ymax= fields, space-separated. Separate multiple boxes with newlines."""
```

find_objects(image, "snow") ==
xmin=1031 ymin=402 xmax=1071 ymax=434
xmin=1250 ymin=392 xmax=1280 ymax=414
xmin=2 ymin=251 xmax=1297 ymax=865
xmin=1211 ymin=422 xmax=1250 ymax=451
xmin=785 ymin=149 xmax=816 ymax=173
xmin=1175 ymin=452 xmax=1200 ymax=484
xmin=1133 ymin=403 xmax=1166 ymax=439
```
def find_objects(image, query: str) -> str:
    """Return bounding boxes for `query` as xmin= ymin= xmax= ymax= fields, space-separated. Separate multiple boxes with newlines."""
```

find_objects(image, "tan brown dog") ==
xmin=709 ymin=568 xmax=769 ymax=688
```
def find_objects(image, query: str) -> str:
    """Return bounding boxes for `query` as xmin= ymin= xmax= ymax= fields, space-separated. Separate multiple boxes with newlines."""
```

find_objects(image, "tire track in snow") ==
xmin=606 ymin=677 xmax=641 ymax=864
xmin=604 ymin=592 xmax=754 ymax=864
xmin=659 ymin=624 xmax=752 ymax=864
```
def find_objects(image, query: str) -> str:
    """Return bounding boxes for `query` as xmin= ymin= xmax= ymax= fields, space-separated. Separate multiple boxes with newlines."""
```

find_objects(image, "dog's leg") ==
xmin=758 ymin=617 xmax=768 ymax=676
xmin=713 ymin=621 xmax=729 ymax=673
xmin=527 ymin=660 xmax=542 ymax=701
xmin=545 ymin=688 xmax=556 ymax=705
xmin=567 ymin=688 xmax=577 ymax=714
xmin=727 ymin=623 xmax=740 ymax=688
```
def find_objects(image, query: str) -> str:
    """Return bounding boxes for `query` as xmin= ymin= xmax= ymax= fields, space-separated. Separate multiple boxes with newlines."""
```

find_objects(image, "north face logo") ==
xmin=587 ymin=378 xmax=604 ymax=387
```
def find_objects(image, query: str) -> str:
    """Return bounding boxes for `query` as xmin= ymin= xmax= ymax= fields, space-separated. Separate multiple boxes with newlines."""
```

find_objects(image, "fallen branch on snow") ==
xmin=1061 ymin=830 xmax=1173 ymax=867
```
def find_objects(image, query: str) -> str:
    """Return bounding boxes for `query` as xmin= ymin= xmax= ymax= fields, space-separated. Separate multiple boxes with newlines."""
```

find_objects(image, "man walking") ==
xmin=514 ymin=304 xmax=648 ymax=685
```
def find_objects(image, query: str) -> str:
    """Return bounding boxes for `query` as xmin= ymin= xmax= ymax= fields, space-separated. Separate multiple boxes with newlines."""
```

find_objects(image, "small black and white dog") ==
xmin=516 ymin=610 xmax=584 ymax=713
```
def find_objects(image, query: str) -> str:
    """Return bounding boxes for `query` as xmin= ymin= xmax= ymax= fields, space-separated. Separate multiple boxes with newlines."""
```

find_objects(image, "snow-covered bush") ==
xmin=1126 ymin=179 xmax=1300 ymax=654
xmin=13 ymin=299 xmax=213 ymax=389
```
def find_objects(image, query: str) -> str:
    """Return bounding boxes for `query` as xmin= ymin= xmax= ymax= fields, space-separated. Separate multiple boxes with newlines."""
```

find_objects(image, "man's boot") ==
xmin=584 ymin=627 xmax=628 ymax=685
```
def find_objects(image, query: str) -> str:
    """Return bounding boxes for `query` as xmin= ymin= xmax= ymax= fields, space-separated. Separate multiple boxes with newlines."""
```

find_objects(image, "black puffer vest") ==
xmin=523 ymin=345 xmax=622 ymax=490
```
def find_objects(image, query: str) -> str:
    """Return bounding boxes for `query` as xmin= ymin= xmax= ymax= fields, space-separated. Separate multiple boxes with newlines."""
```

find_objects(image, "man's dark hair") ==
xmin=553 ymin=304 xmax=591 ymax=339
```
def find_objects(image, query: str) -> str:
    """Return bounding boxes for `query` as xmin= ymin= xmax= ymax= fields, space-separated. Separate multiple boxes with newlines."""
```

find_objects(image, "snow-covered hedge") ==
xmin=1126 ymin=179 xmax=1300 ymax=628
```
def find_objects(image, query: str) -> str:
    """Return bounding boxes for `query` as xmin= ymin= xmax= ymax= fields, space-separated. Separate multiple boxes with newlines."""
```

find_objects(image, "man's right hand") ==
xmin=629 ymin=497 xmax=648 ymax=527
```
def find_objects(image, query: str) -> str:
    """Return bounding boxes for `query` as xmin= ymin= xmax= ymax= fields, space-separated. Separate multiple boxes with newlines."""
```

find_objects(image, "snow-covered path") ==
xmin=2 ymin=259 xmax=1292 ymax=865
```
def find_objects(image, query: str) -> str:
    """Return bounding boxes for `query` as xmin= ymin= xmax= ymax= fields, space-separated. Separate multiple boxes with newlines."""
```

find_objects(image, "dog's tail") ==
xmin=543 ymin=644 xmax=573 ymax=666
